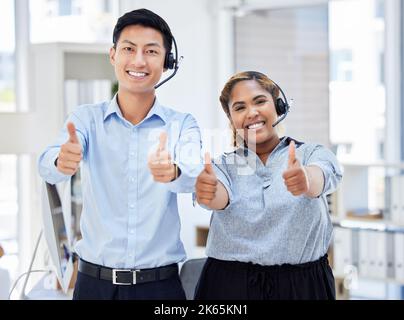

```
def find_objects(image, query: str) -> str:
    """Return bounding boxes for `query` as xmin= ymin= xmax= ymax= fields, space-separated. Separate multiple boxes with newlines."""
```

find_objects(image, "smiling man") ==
xmin=38 ymin=9 xmax=203 ymax=300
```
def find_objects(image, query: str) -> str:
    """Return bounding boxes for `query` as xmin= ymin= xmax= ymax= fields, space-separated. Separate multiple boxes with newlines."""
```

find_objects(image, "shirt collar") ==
xmin=104 ymin=94 xmax=122 ymax=121
xmin=103 ymin=94 xmax=168 ymax=124
xmin=232 ymin=136 xmax=289 ymax=157
xmin=144 ymin=98 xmax=168 ymax=124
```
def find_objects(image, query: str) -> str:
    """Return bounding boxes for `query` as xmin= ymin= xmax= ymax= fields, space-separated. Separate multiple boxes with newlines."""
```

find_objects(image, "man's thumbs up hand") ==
xmin=56 ymin=122 xmax=82 ymax=175
xmin=195 ymin=152 xmax=218 ymax=206
xmin=156 ymin=131 xmax=167 ymax=157
xmin=148 ymin=131 xmax=177 ymax=183
xmin=282 ymin=140 xmax=309 ymax=196
xmin=67 ymin=122 xmax=79 ymax=144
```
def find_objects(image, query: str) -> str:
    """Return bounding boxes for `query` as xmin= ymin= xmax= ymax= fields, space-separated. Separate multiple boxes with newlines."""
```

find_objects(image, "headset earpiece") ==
xmin=164 ymin=52 xmax=175 ymax=70
xmin=271 ymin=82 xmax=291 ymax=127
xmin=155 ymin=36 xmax=180 ymax=89
xmin=276 ymin=97 xmax=287 ymax=116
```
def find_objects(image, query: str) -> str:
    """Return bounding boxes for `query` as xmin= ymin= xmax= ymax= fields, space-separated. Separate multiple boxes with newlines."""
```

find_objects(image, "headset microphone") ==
xmin=155 ymin=36 xmax=183 ymax=89
xmin=272 ymin=99 xmax=292 ymax=127
xmin=272 ymin=113 xmax=286 ymax=128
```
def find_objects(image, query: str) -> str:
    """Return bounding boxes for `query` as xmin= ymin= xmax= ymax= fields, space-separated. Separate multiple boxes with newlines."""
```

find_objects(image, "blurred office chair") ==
xmin=0 ymin=266 xmax=10 ymax=299
xmin=179 ymin=258 xmax=206 ymax=300
xmin=0 ymin=245 xmax=11 ymax=299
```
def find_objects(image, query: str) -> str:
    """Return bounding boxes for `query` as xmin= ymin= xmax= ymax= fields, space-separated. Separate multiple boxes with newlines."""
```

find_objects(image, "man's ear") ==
xmin=109 ymin=46 xmax=116 ymax=65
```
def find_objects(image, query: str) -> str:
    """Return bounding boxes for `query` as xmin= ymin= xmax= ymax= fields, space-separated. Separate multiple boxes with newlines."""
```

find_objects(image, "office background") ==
xmin=0 ymin=0 xmax=403 ymax=299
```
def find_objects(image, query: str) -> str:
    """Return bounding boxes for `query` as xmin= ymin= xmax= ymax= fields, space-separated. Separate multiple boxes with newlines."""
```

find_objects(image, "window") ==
xmin=330 ymin=49 xmax=353 ymax=82
xmin=379 ymin=52 xmax=385 ymax=85
xmin=58 ymin=0 xmax=73 ymax=16
xmin=41 ymin=0 xmax=83 ymax=17
xmin=329 ymin=1 xmax=392 ymax=299
xmin=103 ymin=0 xmax=112 ymax=13
xmin=0 ymin=0 xmax=16 ymax=112
xmin=30 ymin=0 xmax=118 ymax=44
xmin=329 ymin=0 xmax=386 ymax=162
xmin=375 ymin=0 xmax=384 ymax=18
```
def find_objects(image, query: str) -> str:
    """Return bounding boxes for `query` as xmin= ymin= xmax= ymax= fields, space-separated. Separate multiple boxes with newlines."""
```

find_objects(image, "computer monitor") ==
xmin=41 ymin=180 xmax=74 ymax=293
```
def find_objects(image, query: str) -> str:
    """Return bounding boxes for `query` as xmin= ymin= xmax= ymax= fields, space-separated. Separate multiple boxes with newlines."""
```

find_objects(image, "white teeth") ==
xmin=128 ymin=71 xmax=147 ymax=77
xmin=247 ymin=122 xmax=265 ymax=129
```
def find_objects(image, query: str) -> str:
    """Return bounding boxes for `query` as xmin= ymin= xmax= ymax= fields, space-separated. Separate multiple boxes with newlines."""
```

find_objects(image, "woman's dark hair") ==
xmin=112 ymin=8 xmax=173 ymax=54
xmin=219 ymin=71 xmax=279 ymax=118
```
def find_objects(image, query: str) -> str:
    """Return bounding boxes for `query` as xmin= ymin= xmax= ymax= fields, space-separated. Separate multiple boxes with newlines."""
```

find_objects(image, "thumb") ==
xmin=288 ymin=140 xmax=296 ymax=168
xmin=67 ymin=122 xmax=79 ymax=144
xmin=204 ymin=152 xmax=214 ymax=174
xmin=157 ymin=131 xmax=167 ymax=156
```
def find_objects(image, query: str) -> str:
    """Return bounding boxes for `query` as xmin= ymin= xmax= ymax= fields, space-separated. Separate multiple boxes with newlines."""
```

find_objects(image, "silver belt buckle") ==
xmin=132 ymin=270 xmax=140 ymax=284
xmin=112 ymin=269 xmax=131 ymax=285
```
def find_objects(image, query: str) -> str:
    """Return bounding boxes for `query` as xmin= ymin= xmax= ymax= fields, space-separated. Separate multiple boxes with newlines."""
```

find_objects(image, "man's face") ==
xmin=110 ymin=25 xmax=166 ymax=95
xmin=228 ymin=80 xmax=278 ymax=147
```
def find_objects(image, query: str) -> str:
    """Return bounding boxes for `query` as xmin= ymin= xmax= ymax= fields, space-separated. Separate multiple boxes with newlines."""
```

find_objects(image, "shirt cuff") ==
xmin=38 ymin=148 xmax=71 ymax=185
xmin=165 ymin=163 xmax=201 ymax=193
xmin=194 ymin=178 xmax=234 ymax=212
xmin=213 ymin=177 xmax=234 ymax=212
xmin=306 ymin=162 xmax=327 ymax=197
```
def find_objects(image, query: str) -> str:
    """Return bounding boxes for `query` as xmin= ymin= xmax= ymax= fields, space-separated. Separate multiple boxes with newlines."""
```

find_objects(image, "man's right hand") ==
xmin=195 ymin=152 xmax=218 ymax=206
xmin=56 ymin=122 xmax=82 ymax=175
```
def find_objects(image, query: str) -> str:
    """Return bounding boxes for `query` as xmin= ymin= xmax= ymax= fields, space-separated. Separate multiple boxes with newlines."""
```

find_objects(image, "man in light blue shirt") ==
xmin=38 ymin=9 xmax=202 ymax=300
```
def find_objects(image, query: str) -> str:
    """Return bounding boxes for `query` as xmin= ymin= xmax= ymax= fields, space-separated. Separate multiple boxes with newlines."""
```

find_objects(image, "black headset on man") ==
xmin=154 ymin=35 xmax=182 ymax=89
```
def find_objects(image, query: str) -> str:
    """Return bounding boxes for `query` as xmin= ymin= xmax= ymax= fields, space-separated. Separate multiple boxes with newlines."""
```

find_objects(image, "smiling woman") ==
xmin=219 ymin=71 xmax=284 ymax=162
xmin=193 ymin=70 xmax=342 ymax=300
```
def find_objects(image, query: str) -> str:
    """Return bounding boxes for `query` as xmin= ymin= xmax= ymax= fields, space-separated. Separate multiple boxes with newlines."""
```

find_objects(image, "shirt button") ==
xmin=129 ymin=204 xmax=134 ymax=209
xmin=128 ymin=254 xmax=133 ymax=258
xmin=130 ymin=152 xmax=135 ymax=157
xmin=130 ymin=177 xmax=135 ymax=182
xmin=129 ymin=229 xmax=135 ymax=234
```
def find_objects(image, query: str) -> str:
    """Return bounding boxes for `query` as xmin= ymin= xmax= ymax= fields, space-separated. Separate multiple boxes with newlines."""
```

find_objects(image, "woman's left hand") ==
xmin=282 ymin=141 xmax=310 ymax=196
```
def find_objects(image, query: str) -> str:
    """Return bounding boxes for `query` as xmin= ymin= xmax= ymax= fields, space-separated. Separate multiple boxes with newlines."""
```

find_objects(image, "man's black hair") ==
xmin=112 ymin=8 xmax=173 ymax=54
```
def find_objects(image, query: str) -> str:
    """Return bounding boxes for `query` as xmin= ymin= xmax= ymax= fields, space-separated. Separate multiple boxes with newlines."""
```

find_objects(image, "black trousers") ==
xmin=73 ymin=269 xmax=186 ymax=300
xmin=194 ymin=254 xmax=335 ymax=300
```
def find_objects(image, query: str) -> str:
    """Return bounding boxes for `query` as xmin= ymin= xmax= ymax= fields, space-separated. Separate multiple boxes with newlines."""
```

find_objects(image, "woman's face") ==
xmin=228 ymin=80 xmax=278 ymax=147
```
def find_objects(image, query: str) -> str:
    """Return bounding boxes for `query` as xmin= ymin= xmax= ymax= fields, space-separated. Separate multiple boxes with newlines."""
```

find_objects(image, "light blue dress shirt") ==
xmin=38 ymin=95 xmax=203 ymax=269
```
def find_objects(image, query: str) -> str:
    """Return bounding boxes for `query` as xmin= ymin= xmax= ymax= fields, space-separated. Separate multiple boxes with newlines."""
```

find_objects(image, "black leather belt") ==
xmin=78 ymin=259 xmax=179 ymax=285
